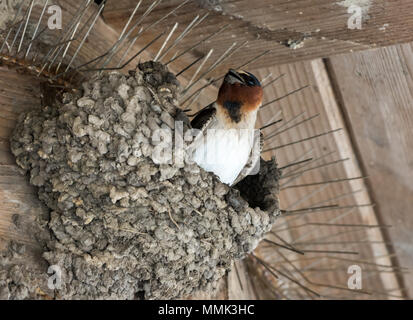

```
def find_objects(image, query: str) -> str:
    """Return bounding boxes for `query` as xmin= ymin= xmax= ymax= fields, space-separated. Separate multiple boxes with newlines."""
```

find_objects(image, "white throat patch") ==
xmin=191 ymin=127 xmax=257 ymax=185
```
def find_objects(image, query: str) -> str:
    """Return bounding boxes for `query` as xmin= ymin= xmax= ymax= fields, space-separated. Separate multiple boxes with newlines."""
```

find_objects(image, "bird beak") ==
xmin=228 ymin=69 xmax=245 ymax=84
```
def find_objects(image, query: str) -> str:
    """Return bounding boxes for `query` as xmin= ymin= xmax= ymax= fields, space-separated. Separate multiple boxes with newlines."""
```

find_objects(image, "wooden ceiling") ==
xmin=0 ymin=0 xmax=411 ymax=299
xmin=103 ymin=0 xmax=413 ymax=74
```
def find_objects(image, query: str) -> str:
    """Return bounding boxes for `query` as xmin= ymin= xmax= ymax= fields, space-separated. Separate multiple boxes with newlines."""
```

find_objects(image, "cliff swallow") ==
xmin=190 ymin=69 xmax=263 ymax=185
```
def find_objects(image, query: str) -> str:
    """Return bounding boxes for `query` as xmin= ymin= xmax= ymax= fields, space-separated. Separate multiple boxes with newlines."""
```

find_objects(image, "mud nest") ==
xmin=7 ymin=61 xmax=281 ymax=299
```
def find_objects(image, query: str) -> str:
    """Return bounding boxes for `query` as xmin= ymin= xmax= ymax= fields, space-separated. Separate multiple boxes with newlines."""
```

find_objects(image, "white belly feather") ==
xmin=191 ymin=127 xmax=255 ymax=185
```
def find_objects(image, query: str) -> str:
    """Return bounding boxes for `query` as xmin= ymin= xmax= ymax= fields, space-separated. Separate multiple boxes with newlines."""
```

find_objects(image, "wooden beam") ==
xmin=103 ymin=0 xmax=413 ymax=75
xmin=311 ymin=58 xmax=404 ymax=298
xmin=251 ymin=58 xmax=402 ymax=299
xmin=327 ymin=42 xmax=413 ymax=299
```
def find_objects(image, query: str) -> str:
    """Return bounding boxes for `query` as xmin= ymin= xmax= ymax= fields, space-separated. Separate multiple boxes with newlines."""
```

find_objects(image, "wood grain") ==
xmin=247 ymin=58 xmax=403 ymax=299
xmin=103 ymin=0 xmax=413 ymax=76
xmin=328 ymin=43 xmax=413 ymax=298
xmin=0 ymin=0 xmax=408 ymax=299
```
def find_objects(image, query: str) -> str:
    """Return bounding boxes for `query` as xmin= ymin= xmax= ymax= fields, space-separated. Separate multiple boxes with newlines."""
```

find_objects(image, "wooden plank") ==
xmin=103 ymin=0 xmax=413 ymax=75
xmin=311 ymin=58 xmax=403 ymax=298
xmin=0 ymin=67 xmax=44 ymax=252
xmin=0 ymin=0 xmax=406 ymax=299
xmin=248 ymin=59 xmax=402 ymax=299
xmin=327 ymin=43 xmax=413 ymax=298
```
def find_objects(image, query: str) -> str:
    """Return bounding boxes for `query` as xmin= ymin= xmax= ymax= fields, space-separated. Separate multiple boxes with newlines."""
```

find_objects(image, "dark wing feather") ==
xmin=190 ymin=103 xmax=217 ymax=130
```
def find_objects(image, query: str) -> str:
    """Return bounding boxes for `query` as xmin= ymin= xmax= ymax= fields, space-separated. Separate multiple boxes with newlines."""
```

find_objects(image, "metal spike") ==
xmin=165 ymin=24 xmax=230 ymax=65
xmin=281 ymin=204 xmax=339 ymax=215
xmin=280 ymin=151 xmax=337 ymax=188
xmin=234 ymin=49 xmax=272 ymax=72
xmin=275 ymin=250 xmax=372 ymax=296
xmin=263 ymin=128 xmax=342 ymax=153
xmin=25 ymin=0 xmax=49 ymax=58
xmin=260 ymin=118 xmax=283 ymax=131
xmin=0 ymin=0 xmax=26 ymax=52
xmin=119 ymin=0 xmax=143 ymax=40
xmin=251 ymin=253 xmax=321 ymax=297
xmin=260 ymin=109 xmax=283 ymax=130
xmin=183 ymin=49 xmax=214 ymax=85
xmin=279 ymin=157 xmax=313 ymax=171
xmin=233 ymin=262 xmax=244 ymax=291
xmin=301 ymin=249 xmax=359 ymax=255
xmin=24 ymin=25 xmax=48 ymax=52
xmin=281 ymin=176 xmax=367 ymax=190
xmin=55 ymin=21 xmax=81 ymax=73
xmin=263 ymin=238 xmax=305 ymax=255
xmin=184 ymin=89 xmax=203 ymax=111
xmin=181 ymin=78 xmax=214 ymax=107
xmin=139 ymin=0 xmax=190 ymax=35
xmin=108 ymin=0 xmax=190 ymax=67
xmin=47 ymin=0 xmax=94 ymax=68
xmin=293 ymin=240 xmax=393 ymax=246
xmin=264 ymin=111 xmax=306 ymax=140
xmin=154 ymin=22 xmax=179 ymax=62
xmin=284 ymin=185 xmax=329 ymax=210
xmin=269 ymin=248 xmax=316 ymax=299
xmin=183 ymin=48 xmax=272 ymax=100
xmin=280 ymin=203 xmax=375 ymax=218
xmin=298 ymin=222 xmax=390 ymax=229
xmin=295 ymin=221 xmax=369 ymax=245
xmin=249 ymin=254 xmax=279 ymax=279
xmin=325 ymin=255 xmax=408 ymax=271
xmin=272 ymin=249 xmax=322 ymax=299
xmin=9 ymin=15 xmax=25 ymax=53
xmin=263 ymin=73 xmax=286 ymax=89
xmin=261 ymin=72 xmax=273 ymax=85
xmin=64 ymin=1 xmax=106 ymax=73
xmin=289 ymin=191 xmax=365 ymax=243
xmin=277 ymin=148 xmax=314 ymax=177
xmin=271 ymin=232 xmax=305 ymax=255
xmin=281 ymin=157 xmax=350 ymax=179
xmin=176 ymin=53 xmax=204 ymax=77
xmin=79 ymin=31 xmax=165 ymax=72
xmin=49 ymin=1 xmax=104 ymax=73
xmin=38 ymin=0 xmax=92 ymax=76
xmin=265 ymin=113 xmax=320 ymax=142
xmin=181 ymin=41 xmax=241 ymax=95
xmin=179 ymin=47 xmax=269 ymax=104
xmin=158 ymin=13 xmax=209 ymax=62
xmin=52 ymin=50 xmax=110 ymax=80
xmin=274 ymin=216 xmax=364 ymax=236
xmin=96 ymin=0 xmax=161 ymax=71
xmin=17 ymin=0 xmax=34 ymax=53
xmin=115 ymin=30 xmax=140 ymax=68
xmin=260 ymin=85 xmax=310 ymax=110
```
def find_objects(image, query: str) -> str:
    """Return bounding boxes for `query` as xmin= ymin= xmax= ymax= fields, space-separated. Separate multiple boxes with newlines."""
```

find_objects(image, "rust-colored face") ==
xmin=217 ymin=81 xmax=263 ymax=114
xmin=217 ymin=70 xmax=263 ymax=123
xmin=216 ymin=69 xmax=263 ymax=123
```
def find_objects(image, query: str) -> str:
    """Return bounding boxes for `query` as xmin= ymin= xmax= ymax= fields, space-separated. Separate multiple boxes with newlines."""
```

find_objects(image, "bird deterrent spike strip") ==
xmin=24 ymin=0 xmax=49 ymax=58
xmin=183 ymin=49 xmax=214 ymax=87
xmin=265 ymin=113 xmax=320 ymax=142
xmin=165 ymin=23 xmax=230 ymax=66
xmin=64 ymin=1 xmax=106 ymax=73
xmin=154 ymin=22 xmax=179 ymax=62
xmin=264 ymin=111 xmax=307 ymax=141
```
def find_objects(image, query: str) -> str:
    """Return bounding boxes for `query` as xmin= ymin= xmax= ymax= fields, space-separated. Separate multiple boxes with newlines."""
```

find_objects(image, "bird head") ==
xmin=217 ymin=69 xmax=263 ymax=124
